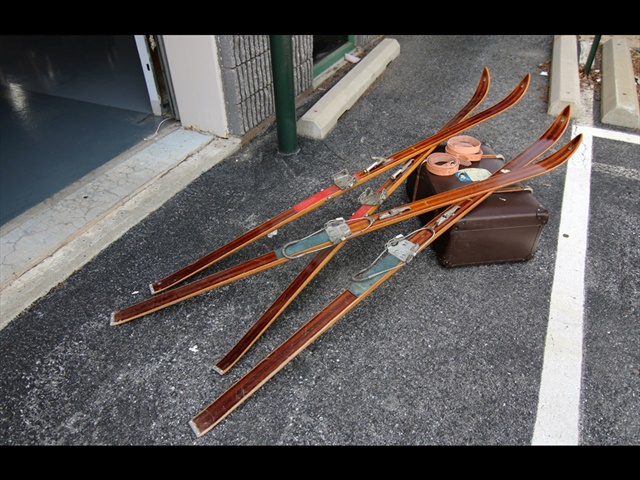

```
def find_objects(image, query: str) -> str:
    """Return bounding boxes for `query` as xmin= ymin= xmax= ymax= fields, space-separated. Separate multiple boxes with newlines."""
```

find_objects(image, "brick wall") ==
xmin=216 ymin=35 xmax=380 ymax=136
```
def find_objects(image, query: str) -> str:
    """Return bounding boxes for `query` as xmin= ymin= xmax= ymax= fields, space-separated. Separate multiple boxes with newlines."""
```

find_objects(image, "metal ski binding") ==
xmin=333 ymin=169 xmax=357 ymax=190
xmin=363 ymin=156 xmax=388 ymax=173
xmin=386 ymin=235 xmax=419 ymax=263
xmin=378 ymin=205 xmax=411 ymax=220
xmin=434 ymin=205 xmax=461 ymax=226
xmin=358 ymin=187 xmax=388 ymax=206
xmin=324 ymin=217 xmax=352 ymax=244
xmin=390 ymin=159 xmax=415 ymax=180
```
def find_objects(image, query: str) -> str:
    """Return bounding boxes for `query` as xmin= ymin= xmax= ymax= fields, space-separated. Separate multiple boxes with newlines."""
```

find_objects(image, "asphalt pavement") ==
xmin=0 ymin=35 xmax=638 ymax=446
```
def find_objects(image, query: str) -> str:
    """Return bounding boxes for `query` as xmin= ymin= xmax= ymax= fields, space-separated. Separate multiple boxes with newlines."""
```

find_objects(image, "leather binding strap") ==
xmin=425 ymin=152 xmax=460 ymax=176
xmin=446 ymin=135 xmax=482 ymax=164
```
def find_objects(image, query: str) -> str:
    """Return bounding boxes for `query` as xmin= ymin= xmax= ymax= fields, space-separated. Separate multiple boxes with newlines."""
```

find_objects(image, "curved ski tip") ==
xmin=559 ymin=104 xmax=572 ymax=119
xmin=188 ymin=419 xmax=203 ymax=437
xmin=572 ymin=133 xmax=583 ymax=147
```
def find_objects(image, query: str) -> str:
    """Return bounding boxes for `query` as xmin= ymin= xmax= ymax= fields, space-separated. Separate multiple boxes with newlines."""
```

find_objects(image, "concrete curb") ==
xmin=548 ymin=35 xmax=581 ymax=116
xmin=548 ymin=35 xmax=640 ymax=130
xmin=297 ymin=37 xmax=401 ymax=139
xmin=601 ymin=36 xmax=640 ymax=129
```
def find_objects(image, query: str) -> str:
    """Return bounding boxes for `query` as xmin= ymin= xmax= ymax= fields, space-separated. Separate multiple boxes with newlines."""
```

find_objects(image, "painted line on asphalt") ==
xmin=592 ymin=162 xmax=640 ymax=181
xmin=532 ymin=123 xmax=638 ymax=444
xmin=575 ymin=125 xmax=640 ymax=144
xmin=531 ymin=125 xmax=591 ymax=445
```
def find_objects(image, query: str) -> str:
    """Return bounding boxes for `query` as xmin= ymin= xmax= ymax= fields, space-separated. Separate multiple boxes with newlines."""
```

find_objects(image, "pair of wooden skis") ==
xmin=110 ymin=67 xmax=581 ymax=437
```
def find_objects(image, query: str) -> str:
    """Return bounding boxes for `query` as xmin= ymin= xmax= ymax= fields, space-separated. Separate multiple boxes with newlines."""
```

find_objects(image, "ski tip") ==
xmin=149 ymin=283 xmax=157 ymax=295
xmin=188 ymin=419 xmax=204 ymax=438
xmin=571 ymin=134 xmax=583 ymax=148
xmin=109 ymin=312 xmax=118 ymax=326
xmin=213 ymin=364 xmax=226 ymax=376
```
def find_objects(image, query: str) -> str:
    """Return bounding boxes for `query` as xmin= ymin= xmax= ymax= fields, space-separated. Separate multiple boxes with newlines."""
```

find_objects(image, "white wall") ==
xmin=162 ymin=35 xmax=228 ymax=137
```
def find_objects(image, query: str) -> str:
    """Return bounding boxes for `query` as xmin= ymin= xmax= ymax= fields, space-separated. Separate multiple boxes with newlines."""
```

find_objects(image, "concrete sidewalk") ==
xmin=0 ymin=126 xmax=240 ymax=328
xmin=0 ymin=37 xmax=399 ymax=329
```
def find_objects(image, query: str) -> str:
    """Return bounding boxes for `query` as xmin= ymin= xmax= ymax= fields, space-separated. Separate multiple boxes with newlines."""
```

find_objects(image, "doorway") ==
xmin=0 ymin=35 xmax=169 ymax=225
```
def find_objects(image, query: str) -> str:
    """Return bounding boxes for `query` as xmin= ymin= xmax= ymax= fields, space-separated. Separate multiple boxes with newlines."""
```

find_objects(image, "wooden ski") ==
xmin=213 ymin=104 xmax=572 ymax=374
xmin=110 ymin=107 xmax=572 ymax=326
xmin=189 ymin=133 xmax=581 ymax=439
xmin=211 ymin=68 xmax=493 ymax=374
xmin=148 ymin=69 xmax=525 ymax=294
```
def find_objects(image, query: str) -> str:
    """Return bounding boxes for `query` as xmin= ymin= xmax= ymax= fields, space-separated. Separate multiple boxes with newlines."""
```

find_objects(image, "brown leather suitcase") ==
xmin=405 ymin=142 xmax=550 ymax=268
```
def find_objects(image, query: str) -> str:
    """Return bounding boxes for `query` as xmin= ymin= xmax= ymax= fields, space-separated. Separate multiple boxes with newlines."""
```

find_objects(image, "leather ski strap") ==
xmin=445 ymin=135 xmax=482 ymax=163
xmin=425 ymin=152 xmax=461 ymax=176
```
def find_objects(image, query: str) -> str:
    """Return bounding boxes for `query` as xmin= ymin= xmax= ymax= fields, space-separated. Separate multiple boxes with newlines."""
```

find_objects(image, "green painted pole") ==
xmin=584 ymin=35 xmax=602 ymax=75
xmin=269 ymin=35 xmax=299 ymax=155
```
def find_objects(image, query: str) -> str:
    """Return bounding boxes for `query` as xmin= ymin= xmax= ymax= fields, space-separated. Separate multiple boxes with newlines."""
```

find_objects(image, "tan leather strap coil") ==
xmin=446 ymin=135 xmax=483 ymax=163
xmin=425 ymin=152 xmax=460 ymax=176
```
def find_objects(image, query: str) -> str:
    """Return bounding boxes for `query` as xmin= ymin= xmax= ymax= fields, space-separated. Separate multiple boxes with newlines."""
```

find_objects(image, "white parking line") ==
xmin=531 ymin=124 xmax=638 ymax=445
xmin=576 ymin=125 xmax=640 ymax=144
xmin=531 ymin=126 xmax=591 ymax=445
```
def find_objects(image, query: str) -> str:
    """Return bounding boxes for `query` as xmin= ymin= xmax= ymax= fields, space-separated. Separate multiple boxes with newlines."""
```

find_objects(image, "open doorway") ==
xmin=0 ymin=35 xmax=169 ymax=225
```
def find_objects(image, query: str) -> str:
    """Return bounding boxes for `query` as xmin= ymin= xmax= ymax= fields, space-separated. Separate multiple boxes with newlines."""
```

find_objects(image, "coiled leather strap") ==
xmin=425 ymin=152 xmax=460 ymax=176
xmin=446 ymin=135 xmax=483 ymax=164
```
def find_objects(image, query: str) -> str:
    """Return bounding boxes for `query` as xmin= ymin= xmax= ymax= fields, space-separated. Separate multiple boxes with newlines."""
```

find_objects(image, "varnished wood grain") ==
xmin=353 ymin=132 xmax=580 ymax=240
xmin=214 ymin=247 xmax=337 ymax=374
xmin=149 ymin=71 xmax=527 ymax=294
xmin=112 ymin=252 xmax=286 ymax=325
xmin=113 ymin=127 xmax=578 ymax=327
xmin=150 ymin=209 xmax=300 ymax=293
xmin=190 ymin=290 xmax=359 ymax=437
xmin=189 ymin=111 xmax=582 ymax=437
xmin=213 ymin=68 xmax=492 ymax=374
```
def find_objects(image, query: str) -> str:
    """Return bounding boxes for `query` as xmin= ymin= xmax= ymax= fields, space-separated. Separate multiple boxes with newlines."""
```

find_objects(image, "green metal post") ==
xmin=584 ymin=35 xmax=602 ymax=75
xmin=270 ymin=35 xmax=299 ymax=155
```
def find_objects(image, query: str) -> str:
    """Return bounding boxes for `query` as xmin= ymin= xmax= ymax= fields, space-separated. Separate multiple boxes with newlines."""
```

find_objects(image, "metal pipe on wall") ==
xmin=269 ymin=35 xmax=299 ymax=155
